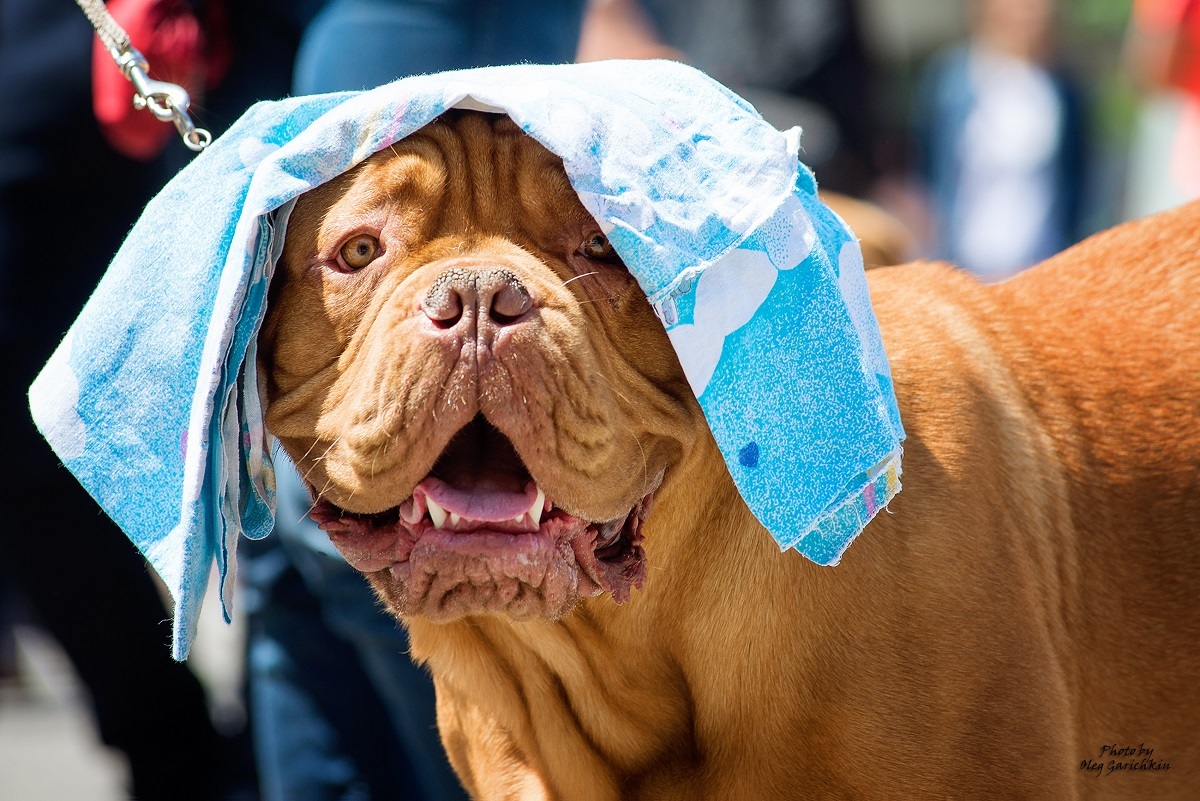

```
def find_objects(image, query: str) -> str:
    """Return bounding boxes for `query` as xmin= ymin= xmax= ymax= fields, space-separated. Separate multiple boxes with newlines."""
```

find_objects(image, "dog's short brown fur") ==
xmin=260 ymin=111 xmax=1200 ymax=799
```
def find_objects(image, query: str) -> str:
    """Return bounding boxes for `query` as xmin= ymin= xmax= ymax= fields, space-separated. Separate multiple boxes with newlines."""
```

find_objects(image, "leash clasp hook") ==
xmin=114 ymin=47 xmax=212 ymax=152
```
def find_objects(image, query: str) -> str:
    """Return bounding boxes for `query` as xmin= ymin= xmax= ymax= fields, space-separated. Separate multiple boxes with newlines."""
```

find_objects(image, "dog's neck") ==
xmin=405 ymin=431 xmax=775 ymax=797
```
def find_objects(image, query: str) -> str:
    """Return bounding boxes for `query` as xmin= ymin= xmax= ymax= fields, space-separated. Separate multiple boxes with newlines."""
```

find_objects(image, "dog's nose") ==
xmin=422 ymin=267 xmax=533 ymax=331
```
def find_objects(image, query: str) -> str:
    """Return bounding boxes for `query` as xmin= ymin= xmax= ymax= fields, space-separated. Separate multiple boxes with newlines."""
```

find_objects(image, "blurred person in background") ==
xmin=576 ymin=0 xmax=918 ymax=266
xmin=1122 ymin=0 xmax=1200 ymax=218
xmin=578 ymin=0 xmax=881 ymax=199
xmin=911 ymin=0 xmax=1088 ymax=282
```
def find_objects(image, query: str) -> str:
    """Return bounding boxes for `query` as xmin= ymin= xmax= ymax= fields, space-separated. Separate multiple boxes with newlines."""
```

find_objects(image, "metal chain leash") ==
xmin=75 ymin=0 xmax=212 ymax=152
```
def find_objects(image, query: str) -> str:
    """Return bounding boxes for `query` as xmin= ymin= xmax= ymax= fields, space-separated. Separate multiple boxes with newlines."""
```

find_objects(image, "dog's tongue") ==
xmin=414 ymin=477 xmax=539 ymax=522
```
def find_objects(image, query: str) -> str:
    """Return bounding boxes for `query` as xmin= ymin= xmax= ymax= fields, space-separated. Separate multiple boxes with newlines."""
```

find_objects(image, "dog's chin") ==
xmin=308 ymin=416 xmax=656 ymax=621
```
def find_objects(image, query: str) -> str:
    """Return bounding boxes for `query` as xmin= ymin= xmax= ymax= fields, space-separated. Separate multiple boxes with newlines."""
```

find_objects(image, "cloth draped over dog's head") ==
xmin=28 ymin=61 xmax=904 ymax=658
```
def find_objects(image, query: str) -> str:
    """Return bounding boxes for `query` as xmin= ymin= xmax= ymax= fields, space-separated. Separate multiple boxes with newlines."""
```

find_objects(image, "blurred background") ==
xmin=1 ymin=0 xmax=1196 ymax=798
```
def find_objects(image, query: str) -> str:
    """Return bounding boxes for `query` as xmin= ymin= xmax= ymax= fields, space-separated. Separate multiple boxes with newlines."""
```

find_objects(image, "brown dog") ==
xmin=259 ymin=110 xmax=1200 ymax=799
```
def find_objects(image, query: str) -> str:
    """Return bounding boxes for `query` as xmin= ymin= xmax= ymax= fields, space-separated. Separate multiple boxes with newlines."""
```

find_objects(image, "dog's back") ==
xmin=867 ymin=199 xmax=1200 ymax=796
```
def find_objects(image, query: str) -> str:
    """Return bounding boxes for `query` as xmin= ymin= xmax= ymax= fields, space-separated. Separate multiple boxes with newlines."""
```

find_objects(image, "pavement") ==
xmin=0 ymin=624 xmax=130 ymax=801
xmin=0 ymin=577 xmax=248 ymax=801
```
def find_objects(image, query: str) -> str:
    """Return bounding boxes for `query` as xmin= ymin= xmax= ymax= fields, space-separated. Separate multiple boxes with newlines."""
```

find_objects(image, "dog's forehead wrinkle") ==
xmin=415 ymin=111 xmax=580 ymax=246
xmin=427 ymin=114 xmax=479 ymax=228
xmin=342 ymin=126 xmax=587 ymax=282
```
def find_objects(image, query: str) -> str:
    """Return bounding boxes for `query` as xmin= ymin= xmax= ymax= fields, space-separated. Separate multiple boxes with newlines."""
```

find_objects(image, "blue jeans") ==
xmin=242 ymin=457 xmax=468 ymax=801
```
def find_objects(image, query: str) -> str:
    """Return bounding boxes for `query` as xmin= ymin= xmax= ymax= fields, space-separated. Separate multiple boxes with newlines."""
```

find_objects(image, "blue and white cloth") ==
xmin=28 ymin=60 xmax=903 ymax=658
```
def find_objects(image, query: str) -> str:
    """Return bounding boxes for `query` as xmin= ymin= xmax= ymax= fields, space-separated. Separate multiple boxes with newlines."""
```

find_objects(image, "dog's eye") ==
xmin=581 ymin=232 xmax=617 ymax=261
xmin=340 ymin=235 xmax=380 ymax=270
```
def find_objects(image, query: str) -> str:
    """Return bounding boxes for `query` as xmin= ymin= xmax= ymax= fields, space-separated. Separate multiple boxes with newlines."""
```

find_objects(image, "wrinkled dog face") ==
xmin=261 ymin=111 xmax=703 ymax=621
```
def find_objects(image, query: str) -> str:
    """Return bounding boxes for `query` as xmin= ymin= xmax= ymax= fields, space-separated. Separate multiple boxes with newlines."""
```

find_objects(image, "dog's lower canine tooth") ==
xmin=530 ymin=486 xmax=547 ymax=526
xmin=427 ymin=498 xmax=447 ymax=529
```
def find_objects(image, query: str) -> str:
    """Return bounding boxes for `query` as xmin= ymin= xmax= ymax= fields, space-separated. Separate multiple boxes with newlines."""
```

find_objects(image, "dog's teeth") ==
xmin=450 ymin=512 xmax=461 ymax=527
xmin=529 ymin=486 xmax=547 ymax=526
xmin=514 ymin=514 xmax=524 ymax=523
xmin=427 ymin=498 xmax=447 ymax=529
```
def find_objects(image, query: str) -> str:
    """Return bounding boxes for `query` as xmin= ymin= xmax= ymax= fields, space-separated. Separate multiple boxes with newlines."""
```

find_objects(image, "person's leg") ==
xmin=307 ymin=552 xmax=468 ymax=801
xmin=243 ymin=455 xmax=450 ymax=801
xmin=350 ymin=625 xmax=468 ymax=801
xmin=283 ymin=545 xmax=468 ymax=800
xmin=242 ymin=537 xmax=418 ymax=801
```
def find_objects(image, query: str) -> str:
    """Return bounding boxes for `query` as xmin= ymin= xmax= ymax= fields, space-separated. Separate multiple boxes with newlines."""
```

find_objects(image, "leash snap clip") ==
xmin=114 ymin=47 xmax=212 ymax=153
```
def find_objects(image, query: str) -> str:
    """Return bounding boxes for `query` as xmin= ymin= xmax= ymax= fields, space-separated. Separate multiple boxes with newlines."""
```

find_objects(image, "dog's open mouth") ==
xmin=309 ymin=416 xmax=652 ymax=620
